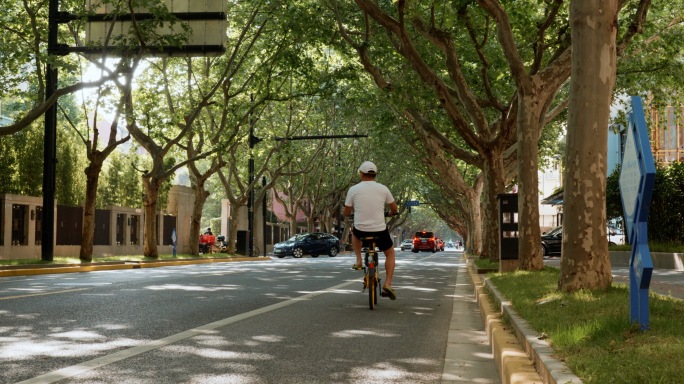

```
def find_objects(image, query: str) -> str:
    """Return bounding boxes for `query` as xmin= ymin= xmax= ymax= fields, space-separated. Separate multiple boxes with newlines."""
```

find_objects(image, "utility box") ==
xmin=498 ymin=193 xmax=519 ymax=272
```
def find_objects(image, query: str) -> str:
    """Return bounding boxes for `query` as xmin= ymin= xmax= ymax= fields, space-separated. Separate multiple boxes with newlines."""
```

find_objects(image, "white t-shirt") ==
xmin=344 ymin=181 xmax=395 ymax=232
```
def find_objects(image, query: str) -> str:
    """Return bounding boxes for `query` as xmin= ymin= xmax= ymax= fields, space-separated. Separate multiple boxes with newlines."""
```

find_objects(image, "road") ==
xmin=1 ymin=249 xmax=472 ymax=384
xmin=545 ymin=257 xmax=684 ymax=299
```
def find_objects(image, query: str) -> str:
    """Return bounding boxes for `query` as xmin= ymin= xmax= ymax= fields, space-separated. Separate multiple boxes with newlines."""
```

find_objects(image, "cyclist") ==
xmin=343 ymin=161 xmax=399 ymax=300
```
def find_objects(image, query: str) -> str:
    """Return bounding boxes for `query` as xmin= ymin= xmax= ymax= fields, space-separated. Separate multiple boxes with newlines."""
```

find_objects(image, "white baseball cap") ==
xmin=358 ymin=161 xmax=377 ymax=174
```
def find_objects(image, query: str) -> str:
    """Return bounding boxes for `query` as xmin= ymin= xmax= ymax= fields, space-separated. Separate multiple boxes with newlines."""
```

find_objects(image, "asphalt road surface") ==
xmin=1 ymin=249 xmax=465 ymax=384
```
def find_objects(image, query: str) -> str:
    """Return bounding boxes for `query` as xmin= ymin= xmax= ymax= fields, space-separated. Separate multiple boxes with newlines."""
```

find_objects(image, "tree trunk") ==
xmin=517 ymin=95 xmax=545 ymax=270
xmin=189 ymin=184 xmax=210 ymax=256
xmin=481 ymin=156 xmax=506 ymax=262
xmin=559 ymin=0 xmax=617 ymax=291
xmin=467 ymin=203 xmax=482 ymax=256
xmin=143 ymin=177 xmax=161 ymax=258
xmin=228 ymin=212 xmax=240 ymax=254
xmin=79 ymin=161 xmax=103 ymax=262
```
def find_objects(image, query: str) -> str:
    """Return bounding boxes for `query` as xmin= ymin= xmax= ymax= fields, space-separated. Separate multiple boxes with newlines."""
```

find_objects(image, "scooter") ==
xmin=216 ymin=235 xmax=230 ymax=253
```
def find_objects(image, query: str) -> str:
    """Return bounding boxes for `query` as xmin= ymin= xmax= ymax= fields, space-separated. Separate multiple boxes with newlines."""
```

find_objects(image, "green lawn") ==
xmin=488 ymin=267 xmax=684 ymax=384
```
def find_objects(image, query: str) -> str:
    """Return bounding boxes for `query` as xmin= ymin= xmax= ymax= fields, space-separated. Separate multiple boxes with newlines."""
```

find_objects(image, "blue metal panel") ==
xmin=619 ymin=96 xmax=656 ymax=331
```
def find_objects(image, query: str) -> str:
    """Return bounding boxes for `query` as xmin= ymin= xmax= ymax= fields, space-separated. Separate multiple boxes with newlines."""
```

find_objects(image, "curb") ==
xmin=466 ymin=259 xmax=583 ymax=384
xmin=467 ymin=262 xmax=543 ymax=384
xmin=0 ymin=257 xmax=271 ymax=277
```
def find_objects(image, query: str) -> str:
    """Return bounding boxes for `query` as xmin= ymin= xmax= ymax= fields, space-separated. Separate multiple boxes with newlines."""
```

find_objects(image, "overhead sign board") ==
xmin=404 ymin=200 xmax=420 ymax=207
xmin=84 ymin=0 xmax=226 ymax=57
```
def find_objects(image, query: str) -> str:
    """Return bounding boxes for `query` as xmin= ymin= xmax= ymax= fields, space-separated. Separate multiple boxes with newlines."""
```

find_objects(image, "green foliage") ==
xmin=0 ymin=123 xmax=44 ymax=196
xmin=55 ymin=128 xmax=87 ymax=206
xmin=607 ymin=162 xmax=684 ymax=243
xmin=97 ymin=150 xmax=144 ymax=208
xmin=615 ymin=0 xmax=684 ymax=107
xmin=606 ymin=164 xmax=623 ymax=222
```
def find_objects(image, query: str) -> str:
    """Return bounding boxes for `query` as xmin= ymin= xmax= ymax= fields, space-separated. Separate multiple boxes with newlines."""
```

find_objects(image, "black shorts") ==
xmin=352 ymin=227 xmax=394 ymax=252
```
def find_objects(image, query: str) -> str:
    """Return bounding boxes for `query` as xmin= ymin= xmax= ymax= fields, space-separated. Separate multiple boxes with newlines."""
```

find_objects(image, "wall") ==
xmin=0 ymin=185 xmax=193 ymax=260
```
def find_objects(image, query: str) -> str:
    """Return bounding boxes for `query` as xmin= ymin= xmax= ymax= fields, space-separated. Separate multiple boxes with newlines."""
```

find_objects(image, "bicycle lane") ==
xmin=17 ymin=252 xmax=499 ymax=384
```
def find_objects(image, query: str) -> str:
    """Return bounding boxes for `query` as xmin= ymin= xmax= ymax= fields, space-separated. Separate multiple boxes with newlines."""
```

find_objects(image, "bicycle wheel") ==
xmin=368 ymin=275 xmax=377 ymax=310
xmin=375 ymin=273 xmax=380 ymax=305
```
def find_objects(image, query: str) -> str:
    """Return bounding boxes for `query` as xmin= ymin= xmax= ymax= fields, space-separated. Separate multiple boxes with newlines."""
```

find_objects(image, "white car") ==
xmin=608 ymin=226 xmax=626 ymax=245
xmin=400 ymin=239 xmax=413 ymax=251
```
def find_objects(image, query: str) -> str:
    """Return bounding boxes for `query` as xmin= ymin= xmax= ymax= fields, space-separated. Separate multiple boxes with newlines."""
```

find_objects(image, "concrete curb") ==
xmin=466 ymin=259 xmax=583 ymax=384
xmin=467 ymin=263 xmax=543 ymax=384
xmin=0 ymin=257 xmax=271 ymax=277
xmin=484 ymin=281 xmax=582 ymax=384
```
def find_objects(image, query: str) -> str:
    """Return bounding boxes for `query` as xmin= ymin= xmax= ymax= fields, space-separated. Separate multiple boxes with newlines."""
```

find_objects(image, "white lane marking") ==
xmin=0 ymin=288 xmax=89 ymax=300
xmin=16 ymin=280 xmax=357 ymax=384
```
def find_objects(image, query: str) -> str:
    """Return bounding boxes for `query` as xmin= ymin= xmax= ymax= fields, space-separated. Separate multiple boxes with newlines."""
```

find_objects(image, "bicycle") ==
xmin=359 ymin=235 xmax=385 ymax=310
xmin=348 ymin=211 xmax=397 ymax=310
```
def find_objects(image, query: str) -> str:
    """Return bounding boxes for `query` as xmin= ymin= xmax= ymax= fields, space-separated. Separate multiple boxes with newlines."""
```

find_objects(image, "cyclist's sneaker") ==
xmin=382 ymin=286 xmax=397 ymax=300
xmin=352 ymin=264 xmax=363 ymax=270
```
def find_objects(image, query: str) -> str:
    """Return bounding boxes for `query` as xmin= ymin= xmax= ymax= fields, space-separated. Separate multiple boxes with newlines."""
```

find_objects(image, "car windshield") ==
xmin=285 ymin=235 xmax=304 ymax=242
xmin=545 ymin=226 xmax=562 ymax=236
xmin=415 ymin=231 xmax=434 ymax=238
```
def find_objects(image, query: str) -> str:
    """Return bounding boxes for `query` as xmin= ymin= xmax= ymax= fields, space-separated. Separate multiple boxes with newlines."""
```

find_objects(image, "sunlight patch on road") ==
xmin=15 ymin=280 xmax=357 ymax=384
xmin=144 ymin=284 xmax=243 ymax=292
xmin=330 ymin=329 xmax=399 ymax=338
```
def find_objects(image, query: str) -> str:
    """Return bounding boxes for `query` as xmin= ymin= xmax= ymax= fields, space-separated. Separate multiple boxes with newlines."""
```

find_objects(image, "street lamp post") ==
xmin=41 ymin=0 xmax=62 ymax=261
xmin=247 ymin=96 xmax=262 ymax=257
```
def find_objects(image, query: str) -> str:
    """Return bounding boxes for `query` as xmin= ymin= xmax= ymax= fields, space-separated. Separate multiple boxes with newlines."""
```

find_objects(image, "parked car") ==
xmin=412 ymin=231 xmax=437 ymax=253
xmin=541 ymin=225 xmax=625 ymax=257
xmin=607 ymin=226 xmax=626 ymax=245
xmin=273 ymin=232 xmax=340 ymax=258
xmin=400 ymin=239 xmax=413 ymax=251
xmin=541 ymin=226 xmax=563 ymax=256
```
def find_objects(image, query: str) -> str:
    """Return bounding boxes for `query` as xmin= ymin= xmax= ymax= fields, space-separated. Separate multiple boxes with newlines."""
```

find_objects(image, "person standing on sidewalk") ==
xmin=343 ymin=161 xmax=399 ymax=299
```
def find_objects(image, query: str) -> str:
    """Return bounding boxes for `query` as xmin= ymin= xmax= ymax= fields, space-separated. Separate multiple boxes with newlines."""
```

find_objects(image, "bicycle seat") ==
xmin=360 ymin=236 xmax=380 ymax=248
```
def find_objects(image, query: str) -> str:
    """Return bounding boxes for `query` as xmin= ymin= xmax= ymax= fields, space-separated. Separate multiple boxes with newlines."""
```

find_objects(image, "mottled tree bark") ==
xmin=559 ymin=0 xmax=618 ymax=291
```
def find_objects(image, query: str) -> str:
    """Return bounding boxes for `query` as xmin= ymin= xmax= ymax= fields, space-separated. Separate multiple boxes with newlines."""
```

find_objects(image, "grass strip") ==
xmin=488 ymin=267 xmax=684 ymax=384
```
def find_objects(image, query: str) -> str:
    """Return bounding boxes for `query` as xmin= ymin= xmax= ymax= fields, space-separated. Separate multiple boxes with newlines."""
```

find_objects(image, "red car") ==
xmin=412 ymin=231 xmax=437 ymax=253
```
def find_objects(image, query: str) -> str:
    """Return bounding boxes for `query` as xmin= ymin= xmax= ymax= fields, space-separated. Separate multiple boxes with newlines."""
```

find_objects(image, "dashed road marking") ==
xmin=0 ymin=288 xmax=89 ymax=300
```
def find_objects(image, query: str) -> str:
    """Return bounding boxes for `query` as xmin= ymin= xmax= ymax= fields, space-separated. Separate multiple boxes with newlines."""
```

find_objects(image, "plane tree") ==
xmin=331 ymin=0 xmax=524 ymax=262
xmin=558 ymin=0 xmax=683 ymax=291
xmin=180 ymin=1 xmax=292 ymax=256
xmin=70 ymin=73 xmax=133 ymax=260
xmin=330 ymin=0 xmax=658 ymax=272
